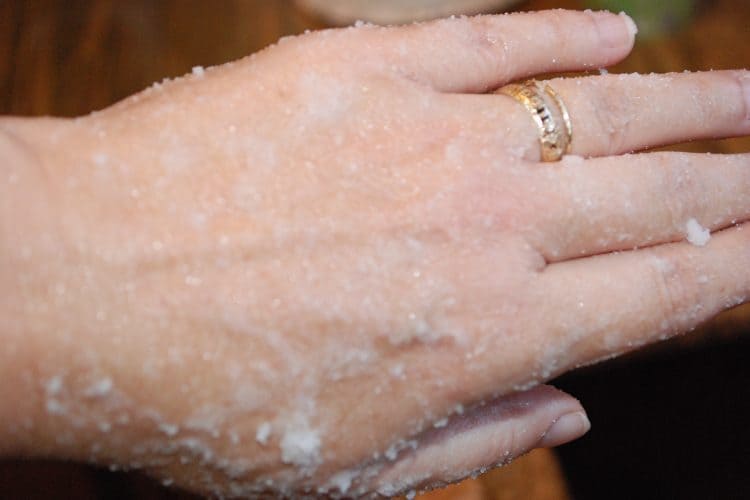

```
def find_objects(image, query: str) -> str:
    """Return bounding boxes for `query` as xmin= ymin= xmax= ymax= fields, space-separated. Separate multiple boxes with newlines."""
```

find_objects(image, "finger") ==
xmin=530 ymin=152 xmax=750 ymax=262
xmin=548 ymin=71 xmax=750 ymax=157
xmin=367 ymin=385 xmax=589 ymax=497
xmin=530 ymin=222 xmax=749 ymax=379
xmin=448 ymin=70 xmax=750 ymax=161
xmin=362 ymin=10 xmax=636 ymax=93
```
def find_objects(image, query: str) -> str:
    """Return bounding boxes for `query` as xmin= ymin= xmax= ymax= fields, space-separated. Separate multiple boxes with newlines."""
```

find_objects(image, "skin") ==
xmin=1 ymin=9 xmax=749 ymax=498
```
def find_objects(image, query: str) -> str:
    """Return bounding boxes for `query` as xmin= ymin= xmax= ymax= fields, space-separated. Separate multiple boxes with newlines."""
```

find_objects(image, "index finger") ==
xmin=354 ymin=9 xmax=636 ymax=93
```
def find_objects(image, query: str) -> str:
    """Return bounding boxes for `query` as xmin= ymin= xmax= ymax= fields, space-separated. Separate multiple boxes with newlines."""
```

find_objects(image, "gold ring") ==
xmin=495 ymin=80 xmax=573 ymax=162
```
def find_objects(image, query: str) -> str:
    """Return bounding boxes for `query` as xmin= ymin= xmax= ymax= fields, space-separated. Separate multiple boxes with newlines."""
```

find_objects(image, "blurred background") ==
xmin=1 ymin=0 xmax=749 ymax=498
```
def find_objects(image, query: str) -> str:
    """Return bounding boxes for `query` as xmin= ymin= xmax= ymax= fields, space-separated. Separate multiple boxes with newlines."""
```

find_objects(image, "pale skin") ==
xmin=1 ymin=8 xmax=749 ymax=498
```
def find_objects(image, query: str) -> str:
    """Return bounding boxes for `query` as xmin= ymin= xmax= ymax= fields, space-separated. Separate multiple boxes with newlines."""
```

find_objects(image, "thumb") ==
xmin=370 ymin=385 xmax=590 ymax=497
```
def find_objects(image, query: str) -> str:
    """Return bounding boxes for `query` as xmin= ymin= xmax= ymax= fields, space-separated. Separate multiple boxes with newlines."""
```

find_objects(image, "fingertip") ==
xmin=620 ymin=11 xmax=639 ymax=39
xmin=537 ymin=411 xmax=591 ymax=448
xmin=735 ymin=70 xmax=750 ymax=123
xmin=585 ymin=10 xmax=637 ymax=51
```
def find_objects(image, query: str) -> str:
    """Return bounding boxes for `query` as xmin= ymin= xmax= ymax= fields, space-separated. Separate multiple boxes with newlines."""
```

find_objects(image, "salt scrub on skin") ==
xmin=255 ymin=422 xmax=272 ymax=445
xmin=45 ymin=376 xmax=63 ymax=395
xmin=324 ymin=469 xmax=360 ymax=496
xmin=159 ymin=423 xmax=180 ymax=437
xmin=83 ymin=377 xmax=114 ymax=398
xmin=44 ymin=376 xmax=66 ymax=415
xmin=685 ymin=218 xmax=711 ymax=246
xmin=280 ymin=424 xmax=321 ymax=467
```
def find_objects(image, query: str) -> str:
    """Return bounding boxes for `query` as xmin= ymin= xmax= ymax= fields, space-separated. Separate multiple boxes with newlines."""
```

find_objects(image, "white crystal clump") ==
xmin=280 ymin=423 xmax=321 ymax=467
xmin=255 ymin=421 xmax=272 ymax=445
xmin=685 ymin=218 xmax=711 ymax=247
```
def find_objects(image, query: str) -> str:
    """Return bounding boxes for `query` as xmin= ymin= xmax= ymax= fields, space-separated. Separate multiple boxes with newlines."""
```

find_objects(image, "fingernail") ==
xmin=590 ymin=11 xmax=635 ymax=48
xmin=538 ymin=411 xmax=591 ymax=448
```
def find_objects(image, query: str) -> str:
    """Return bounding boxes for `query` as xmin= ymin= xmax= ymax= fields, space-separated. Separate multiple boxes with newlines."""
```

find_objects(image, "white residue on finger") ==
xmin=255 ymin=421 xmax=272 ymax=445
xmin=280 ymin=416 xmax=321 ymax=468
xmin=83 ymin=377 xmax=114 ymax=398
xmin=685 ymin=218 xmax=711 ymax=246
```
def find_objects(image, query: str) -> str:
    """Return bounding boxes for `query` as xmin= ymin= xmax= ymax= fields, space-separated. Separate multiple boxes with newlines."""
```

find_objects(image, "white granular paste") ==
xmin=685 ymin=218 xmax=711 ymax=246
xmin=255 ymin=422 xmax=272 ymax=445
xmin=280 ymin=425 xmax=321 ymax=467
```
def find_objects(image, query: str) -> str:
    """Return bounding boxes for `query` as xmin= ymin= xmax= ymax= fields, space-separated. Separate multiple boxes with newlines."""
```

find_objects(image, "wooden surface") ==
xmin=3 ymin=0 xmax=750 ymax=130
xmin=1 ymin=1 xmax=749 ymax=498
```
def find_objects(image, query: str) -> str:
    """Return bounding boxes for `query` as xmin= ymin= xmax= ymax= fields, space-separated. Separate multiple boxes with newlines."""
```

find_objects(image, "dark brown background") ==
xmin=1 ymin=0 xmax=749 ymax=498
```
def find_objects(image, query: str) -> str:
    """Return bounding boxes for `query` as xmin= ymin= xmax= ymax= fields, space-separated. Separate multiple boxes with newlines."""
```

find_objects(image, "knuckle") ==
xmin=543 ymin=10 xmax=572 ymax=41
xmin=534 ymin=11 xmax=575 ymax=53
xmin=653 ymin=153 xmax=699 ymax=226
xmin=455 ymin=17 xmax=510 ymax=88
xmin=680 ymin=71 xmax=746 ymax=126
xmin=721 ymin=71 xmax=750 ymax=124
xmin=588 ymin=80 xmax=634 ymax=153
xmin=399 ymin=16 xmax=510 ymax=89
xmin=581 ymin=9 xmax=605 ymax=45
xmin=649 ymin=253 xmax=701 ymax=330
xmin=446 ymin=161 xmax=532 ymax=234
xmin=685 ymin=73 xmax=726 ymax=124
xmin=272 ymin=28 xmax=354 ymax=68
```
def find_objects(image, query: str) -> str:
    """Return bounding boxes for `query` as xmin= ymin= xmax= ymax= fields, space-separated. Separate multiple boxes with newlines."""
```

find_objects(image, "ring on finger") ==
xmin=496 ymin=80 xmax=573 ymax=162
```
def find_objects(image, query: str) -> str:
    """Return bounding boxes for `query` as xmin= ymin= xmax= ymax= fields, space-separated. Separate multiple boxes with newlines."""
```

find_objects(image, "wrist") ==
xmin=0 ymin=118 xmax=76 ymax=458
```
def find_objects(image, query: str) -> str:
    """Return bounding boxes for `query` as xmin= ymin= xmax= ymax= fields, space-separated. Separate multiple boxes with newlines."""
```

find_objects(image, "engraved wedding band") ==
xmin=496 ymin=80 xmax=573 ymax=162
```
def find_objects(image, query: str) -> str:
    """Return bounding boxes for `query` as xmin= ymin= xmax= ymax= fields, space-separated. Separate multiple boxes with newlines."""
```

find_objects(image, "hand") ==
xmin=4 ymin=9 xmax=749 ymax=498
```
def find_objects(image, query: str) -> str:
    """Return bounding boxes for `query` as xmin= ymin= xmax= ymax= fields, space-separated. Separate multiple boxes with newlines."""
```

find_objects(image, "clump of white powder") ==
xmin=92 ymin=153 xmax=108 ymax=166
xmin=390 ymin=364 xmax=405 ymax=379
xmin=433 ymin=418 xmax=448 ymax=429
xmin=228 ymin=430 xmax=241 ymax=445
xmin=685 ymin=218 xmax=711 ymax=246
xmin=45 ymin=399 xmax=66 ymax=415
xmin=326 ymin=469 xmax=359 ymax=495
xmin=159 ymin=423 xmax=180 ymax=437
xmin=280 ymin=425 xmax=321 ymax=467
xmin=44 ymin=376 xmax=66 ymax=415
xmin=83 ymin=377 xmax=113 ymax=398
xmin=184 ymin=275 xmax=202 ymax=286
xmin=191 ymin=66 xmax=205 ymax=77
xmin=255 ymin=422 xmax=272 ymax=445
xmin=45 ymin=376 xmax=63 ymax=395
